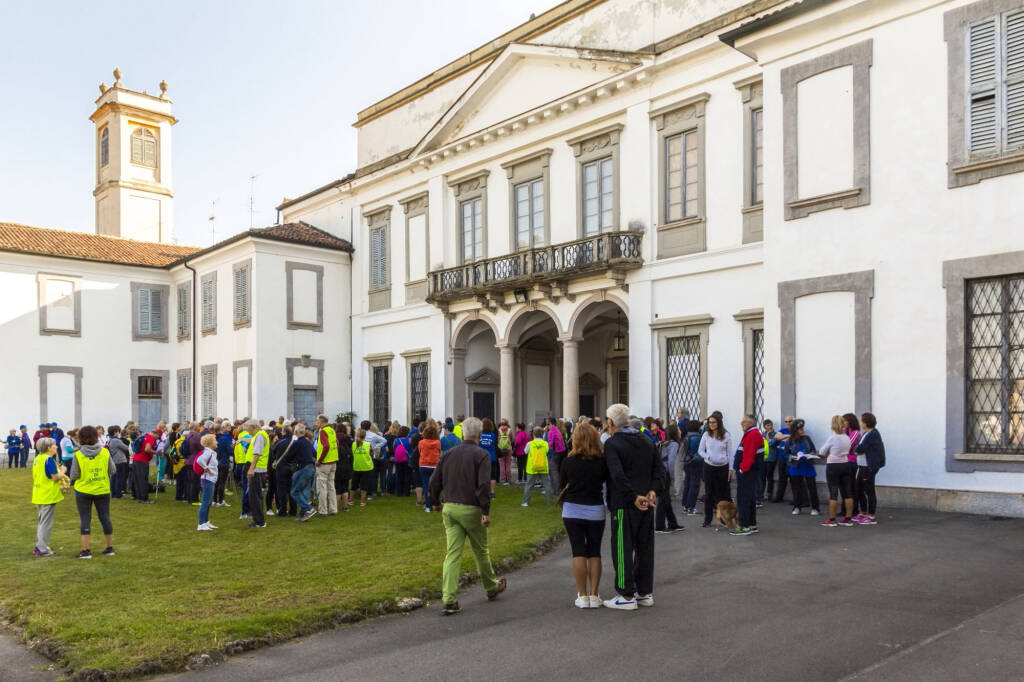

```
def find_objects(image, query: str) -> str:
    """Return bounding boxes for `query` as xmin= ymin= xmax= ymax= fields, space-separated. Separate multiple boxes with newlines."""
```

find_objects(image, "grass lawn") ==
xmin=0 ymin=469 xmax=562 ymax=675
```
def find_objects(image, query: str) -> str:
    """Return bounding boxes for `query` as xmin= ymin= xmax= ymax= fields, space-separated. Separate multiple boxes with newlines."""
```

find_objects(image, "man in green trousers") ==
xmin=428 ymin=416 xmax=507 ymax=615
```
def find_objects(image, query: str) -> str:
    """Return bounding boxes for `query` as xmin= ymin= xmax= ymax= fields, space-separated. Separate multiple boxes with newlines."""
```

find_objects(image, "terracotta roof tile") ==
xmin=0 ymin=222 xmax=199 ymax=267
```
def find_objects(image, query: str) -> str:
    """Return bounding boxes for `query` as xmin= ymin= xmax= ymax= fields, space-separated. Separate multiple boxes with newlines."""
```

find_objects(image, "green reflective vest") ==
xmin=247 ymin=431 xmax=270 ymax=470
xmin=316 ymin=426 xmax=338 ymax=463
xmin=73 ymin=448 xmax=111 ymax=496
xmin=32 ymin=454 xmax=63 ymax=505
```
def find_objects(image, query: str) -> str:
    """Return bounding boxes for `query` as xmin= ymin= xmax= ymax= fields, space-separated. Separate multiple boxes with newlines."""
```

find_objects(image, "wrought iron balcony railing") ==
xmin=427 ymin=230 xmax=643 ymax=304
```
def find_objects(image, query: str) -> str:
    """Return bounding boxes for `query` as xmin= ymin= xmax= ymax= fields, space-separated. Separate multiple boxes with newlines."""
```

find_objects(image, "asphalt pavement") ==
xmin=159 ymin=503 xmax=1024 ymax=682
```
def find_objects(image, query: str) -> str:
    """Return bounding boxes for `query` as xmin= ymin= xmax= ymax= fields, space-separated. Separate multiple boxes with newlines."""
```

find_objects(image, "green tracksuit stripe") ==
xmin=616 ymin=508 xmax=625 ymax=590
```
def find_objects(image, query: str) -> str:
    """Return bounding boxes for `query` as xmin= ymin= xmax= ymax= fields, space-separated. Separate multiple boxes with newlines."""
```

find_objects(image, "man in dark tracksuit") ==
xmin=272 ymin=428 xmax=298 ymax=517
xmin=603 ymin=406 xmax=666 ymax=610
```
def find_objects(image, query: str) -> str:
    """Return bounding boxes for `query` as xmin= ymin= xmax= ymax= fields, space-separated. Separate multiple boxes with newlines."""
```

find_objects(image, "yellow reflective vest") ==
xmin=234 ymin=431 xmax=251 ymax=464
xmin=32 ymin=454 xmax=63 ymax=505
xmin=73 ymin=448 xmax=111 ymax=496
xmin=316 ymin=426 xmax=338 ymax=464
xmin=247 ymin=430 xmax=270 ymax=470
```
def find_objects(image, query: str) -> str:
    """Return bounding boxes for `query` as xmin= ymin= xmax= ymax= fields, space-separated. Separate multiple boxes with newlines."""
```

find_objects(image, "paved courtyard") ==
xmin=4 ymin=504 xmax=1023 ymax=681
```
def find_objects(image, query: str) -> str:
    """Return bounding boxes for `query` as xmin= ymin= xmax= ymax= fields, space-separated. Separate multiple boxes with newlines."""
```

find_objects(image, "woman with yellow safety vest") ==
xmin=352 ymin=429 xmax=374 ymax=508
xmin=31 ymin=437 xmax=63 ymax=557
xmin=68 ymin=425 xmax=117 ymax=559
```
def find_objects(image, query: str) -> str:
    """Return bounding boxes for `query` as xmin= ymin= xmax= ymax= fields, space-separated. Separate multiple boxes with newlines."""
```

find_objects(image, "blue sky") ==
xmin=0 ymin=0 xmax=559 ymax=246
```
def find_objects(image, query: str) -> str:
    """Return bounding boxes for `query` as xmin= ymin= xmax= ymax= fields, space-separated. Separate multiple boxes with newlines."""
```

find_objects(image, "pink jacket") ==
xmin=513 ymin=430 xmax=528 ymax=456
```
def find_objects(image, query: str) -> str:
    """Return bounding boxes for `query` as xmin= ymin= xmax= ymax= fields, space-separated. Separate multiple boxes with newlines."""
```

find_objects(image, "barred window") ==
xmin=752 ymin=328 xmax=765 ymax=423
xmin=372 ymin=365 xmax=390 ymax=427
xmin=410 ymin=361 xmax=428 ymax=424
xmin=666 ymin=335 xmax=701 ymax=420
xmin=966 ymin=275 xmax=1024 ymax=454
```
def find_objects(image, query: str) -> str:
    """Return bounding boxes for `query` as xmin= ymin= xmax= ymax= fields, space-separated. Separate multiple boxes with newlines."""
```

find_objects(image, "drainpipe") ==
xmin=183 ymin=258 xmax=198 ymax=421
xmin=348 ymin=203 xmax=355 ymax=416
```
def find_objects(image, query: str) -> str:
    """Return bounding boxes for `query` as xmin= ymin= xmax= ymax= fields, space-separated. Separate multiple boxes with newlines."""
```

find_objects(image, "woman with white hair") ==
xmin=31 ymin=437 xmax=63 ymax=557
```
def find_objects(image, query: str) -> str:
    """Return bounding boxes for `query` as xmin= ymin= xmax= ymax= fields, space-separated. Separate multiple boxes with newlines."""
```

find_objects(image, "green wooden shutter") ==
xmin=968 ymin=17 xmax=999 ymax=155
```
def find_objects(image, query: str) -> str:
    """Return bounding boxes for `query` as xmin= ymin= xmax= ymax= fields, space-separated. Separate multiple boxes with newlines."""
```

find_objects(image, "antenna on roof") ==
xmin=209 ymin=200 xmax=217 ymax=246
xmin=249 ymin=175 xmax=259 ymax=230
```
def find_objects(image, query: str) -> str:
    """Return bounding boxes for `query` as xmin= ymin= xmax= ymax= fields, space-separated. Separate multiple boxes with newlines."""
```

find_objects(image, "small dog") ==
xmin=714 ymin=500 xmax=739 ymax=531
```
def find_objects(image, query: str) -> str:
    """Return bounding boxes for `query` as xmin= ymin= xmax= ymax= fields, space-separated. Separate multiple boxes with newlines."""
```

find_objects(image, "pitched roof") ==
xmin=0 ymin=220 xmax=352 ymax=269
xmin=0 ymin=221 xmax=199 ymax=267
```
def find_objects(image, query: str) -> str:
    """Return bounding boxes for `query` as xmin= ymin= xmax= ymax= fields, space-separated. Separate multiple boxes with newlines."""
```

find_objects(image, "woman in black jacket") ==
xmin=559 ymin=422 xmax=609 ymax=609
xmin=334 ymin=423 xmax=354 ymax=512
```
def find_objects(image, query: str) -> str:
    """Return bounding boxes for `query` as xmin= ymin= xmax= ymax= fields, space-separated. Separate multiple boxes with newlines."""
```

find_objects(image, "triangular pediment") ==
xmin=415 ymin=43 xmax=643 ymax=155
xmin=465 ymin=367 xmax=501 ymax=385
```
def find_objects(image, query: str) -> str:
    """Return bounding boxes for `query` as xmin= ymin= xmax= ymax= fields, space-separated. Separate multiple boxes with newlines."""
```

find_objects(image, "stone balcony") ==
xmin=426 ymin=230 xmax=643 ymax=306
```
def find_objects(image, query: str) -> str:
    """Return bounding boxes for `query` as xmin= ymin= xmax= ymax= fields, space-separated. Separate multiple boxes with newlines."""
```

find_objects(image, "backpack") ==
xmin=131 ymin=435 xmax=146 ymax=455
xmin=192 ymin=453 xmax=206 ymax=477
xmin=685 ymin=433 xmax=703 ymax=464
xmin=168 ymin=436 xmax=185 ymax=463
xmin=497 ymin=428 xmax=512 ymax=452
xmin=394 ymin=438 xmax=409 ymax=464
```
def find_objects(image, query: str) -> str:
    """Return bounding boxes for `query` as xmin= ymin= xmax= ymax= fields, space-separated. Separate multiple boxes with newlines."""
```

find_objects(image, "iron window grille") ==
xmin=666 ymin=335 xmax=701 ymax=420
xmin=138 ymin=376 xmax=162 ymax=398
xmin=752 ymin=328 xmax=765 ymax=424
xmin=372 ymin=365 xmax=390 ymax=427
xmin=410 ymin=362 xmax=428 ymax=424
xmin=965 ymin=274 xmax=1024 ymax=454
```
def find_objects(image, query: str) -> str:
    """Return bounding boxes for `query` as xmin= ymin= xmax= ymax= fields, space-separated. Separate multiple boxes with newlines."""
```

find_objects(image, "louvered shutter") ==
xmin=370 ymin=227 xmax=386 ymax=289
xmin=968 ymin=17 xmax=999 ymax=155
xmin=138 ymin=289 xmax=152 ymax=335
xmin=177 ymin=285 xmax=188 ymax=337
xmin=1005 ymin=10 xmax=1024 ymax=151
xmin=151 ymin=288 xmax=163 ymax=334
xmin=202 ymin=278 xmax=214 ymax=330
xmin=233 ymin=266 xmax=250 ymax=324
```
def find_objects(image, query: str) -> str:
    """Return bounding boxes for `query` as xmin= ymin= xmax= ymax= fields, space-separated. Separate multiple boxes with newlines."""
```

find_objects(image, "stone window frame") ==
xmin=232 ymin=259 xmax=252 ymax=330
xmin=943 ymin=250 xmax=1024 ymax=472
xmin=735 ymin=76 xmax=765 ymax=243
xmin=401 ymin=348 xmax=431 ymax=426
xmin=449 ymin=170 xmax=490 ymax=264
xmin=366 ymin=207 xmax=392 ymax=312
xmin=567 ymin=123 xmax=623 ymax=239
xmin=400 ymin=192 xmax=430 ymax=304
xmin=781 ymin=39 xmax=873 ymax=220
xmin=501 ymin=149 xmax=553 ymax=252
xmin=652 ymin=94 xmax=709 ymax=258
xmin=200 ymin=271 xmax=217 ymax=336
xmin=130 ymin=368 xmax=169 ymax=426
xmin=232 ymin=359 xmax=253 ymax=420
xmin=37 ymin=272 xmax=82 ymax=337
xmin=176 ymin=367 xmax=192 ymax=423
xmin=200 ymin=364 xmax=218 ymax=420
xmin=366 ymin=352 xmax=394 ymax=425
xmin=734 ymin=308 xmax=765 ymax=420
xmin=651 ymin=314 xmax=712 ymax=420
xmin=285 ymin=356 xmax=325 ymax=420
xmin=38 ymin=365 xmax=83 ymax=427
xmin=285 ymin=261 xmax=324 ymax=331
xmin=130 ymin=281 xmax=170 ymax=343
xmin=777 ymin=270 xmax=874 ymax=418
xmin=945 ymin=0 xmax=1024 ymax=188
xmin=175 ymin=280 xmax=191 ymax=341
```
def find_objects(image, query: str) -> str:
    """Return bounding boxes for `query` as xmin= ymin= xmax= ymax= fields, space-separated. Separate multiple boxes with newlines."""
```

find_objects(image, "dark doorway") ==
xmin=579 ymin=394 xmax=595 ymax=419
xmin=472 ymin=391 xmax=495 ymax=420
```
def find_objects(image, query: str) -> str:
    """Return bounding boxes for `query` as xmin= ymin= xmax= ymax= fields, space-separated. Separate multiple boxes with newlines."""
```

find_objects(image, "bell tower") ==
xmin=90 ymin=67 xmax=177 ymax=243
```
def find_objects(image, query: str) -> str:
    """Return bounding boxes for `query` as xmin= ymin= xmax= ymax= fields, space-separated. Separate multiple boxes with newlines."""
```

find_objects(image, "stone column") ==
xmin=561 ymin=337 xmax=580 ymax=419
xmin=499 ymin=344 xmax=516 ymax=423
xmin=450 ymin=348 xmax=466 ymax=419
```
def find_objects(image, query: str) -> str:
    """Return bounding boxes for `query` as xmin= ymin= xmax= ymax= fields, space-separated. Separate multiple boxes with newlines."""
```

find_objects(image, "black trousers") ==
xmin=791 ymin=475 xmax=820 ymax=510
xmin=131 ymin=461 xmax=150 ymax=501
xmin=854 ymin=466 xmax=877 ymax=515
xmin=277 ymin=469 xmax=297 ymax=516
xmin=214 ymin=466 xmax=230 ymax=503
xmin=681 ymin=461 xmax=702 ymax=510
xmin=248 ymin=472 xmax=266 ymax=525
xmin=609 ymin=506 xmax=655 ymax=597
xmin=175 ymin=464 xmax=189 ymax=500
xmin=771 ymin=458 xmax=790 ymax=502
xmin=75 ymin=491 xmax=113 ymax=535
xmin=113 ymin=462 xmax=128 ymax=498
xmin=702 ymin=464 xmax=731 ymax=524
xmin=655 ymin=493 xmax=681 ymax=530
xmin=736 ymin=466 xmax=759 ymax=527
xmin=187 ymin=468 xmax=200 ymax=503
xmin=394 ymin=462 xmax=411 ymax=496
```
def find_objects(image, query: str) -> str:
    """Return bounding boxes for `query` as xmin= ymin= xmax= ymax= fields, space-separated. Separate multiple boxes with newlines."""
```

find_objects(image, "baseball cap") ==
xmin=19 ymin=424 xmax=26 ymax=429
xmin=38 ymin=423 xmax=46 ymax=428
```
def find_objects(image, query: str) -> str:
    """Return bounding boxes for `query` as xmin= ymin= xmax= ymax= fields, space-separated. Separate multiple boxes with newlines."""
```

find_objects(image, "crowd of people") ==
xmin=19 ymin=404 xmax=885 ymax=613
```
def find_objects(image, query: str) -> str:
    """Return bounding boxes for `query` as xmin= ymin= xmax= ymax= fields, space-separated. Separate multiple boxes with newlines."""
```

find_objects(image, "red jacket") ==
xmin=739 ymin=427 xmax=764 ymax=473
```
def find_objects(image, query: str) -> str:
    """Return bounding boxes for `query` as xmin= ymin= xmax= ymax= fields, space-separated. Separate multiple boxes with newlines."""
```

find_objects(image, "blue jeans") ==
xmin=19 ymin=451 xmax=28 ymax=467
xmin=420 ymin=467 xmax=435 ymax=510
xmin=291 ymin=465 xmax=315 ymax=513
xmin=198 ymin=479 xmax=214 ymax=525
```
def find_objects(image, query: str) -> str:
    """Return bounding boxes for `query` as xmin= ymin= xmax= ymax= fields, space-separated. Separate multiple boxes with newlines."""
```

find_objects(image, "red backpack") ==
xmin=192 ymin=453 xmax=206 ymax=476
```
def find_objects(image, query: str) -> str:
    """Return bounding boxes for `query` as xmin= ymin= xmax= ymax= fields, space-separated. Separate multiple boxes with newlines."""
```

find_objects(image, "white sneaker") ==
xmin=520 ymin=502 xmax=529 ymax=507
xmin=574 ymin=594 xmax=590 ymax=609
xmin=791 ymin=507 xmax=800 ymax=515
xmin=266 ymin=509 xmax=276 ymax=516
xmin=197 ymin=524 xmax=214 ymax=531
xmin=810 ymin=509 xmax=820 ymax=516
xmin=603 ymin=596 xmax=637 ymax=611
xmin=221 ymin=502 xmax=231 ymax=507
xmin=205 ymin=523 xmax=218 ymax=529
xmin=636 ymin=594 xmax=654 ymax=607
xmin=588 ymin=595 xmax=602 ymax=608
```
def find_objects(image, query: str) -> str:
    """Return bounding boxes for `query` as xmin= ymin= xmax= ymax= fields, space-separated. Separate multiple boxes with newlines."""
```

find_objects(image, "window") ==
xmin=582 ymin=158 xmax=613 ymax=236
xmin=232 ymin=260 xmax=251 ymax=328
xmin=461 ymin=198 xmax=484 ymax=261
xmin=201 ymin=272 xmax=216 ymax=334
xmin=617 ymin=368 xmax=629 ymax=406
xmin=664 ymin=133 xmax=698 ymax=222
xmin=131 ymin=369 xmax=168 ymax=431
xmin=286 ymin=261 xmax=324 ymax=331
xmin=965 ymin=274 xmax=1024 ymax=454
xmin=139 ymin=375 xmax=162 ymax=398
xmin=752 ymin=109 xmax=764 ymax=205
xmin=130 ymin=127 xmax=157 ymax=167
xmin=401 ymin=192 xmax=430 ymax=303
xmin=201 ymin=365 xmax=217 ymax=420
xmin=137 ymin=287 xmax=163 ymax=336
xmin=514 ymin=179 xmax=545 ymax=249
xmin=176 ymin=281 xmax=191 ymax=340
xmin=177 ymin=369 xmax=191 ymax=423
xmin=100 ymin=128 xmax=109 ymax=167
xmin=410 ymin=361 xmax=429 ymax=424
xmin=286 ymin=357 xmax=324 ymax=421
xmin=653 ymin=95 xmax=707 ymax=257
xmin=37 ymin=273 xmax=81 ymax=337
xmin=666 ymin=336 xmax=701 ymax=420
xmin=370 ymin=225 xmax=388 ymax=289
xmin=366 ymin=208 xmax=392 ymax=312
xmin=372 ymin=365 xmax=390 ymax=426
xmin=752 ymin=328 xmax=765 ymax=423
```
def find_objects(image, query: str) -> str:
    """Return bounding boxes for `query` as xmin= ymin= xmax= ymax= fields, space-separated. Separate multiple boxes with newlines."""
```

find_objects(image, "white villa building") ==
xmin=3 ymin=0 xmax=1024 ymax=515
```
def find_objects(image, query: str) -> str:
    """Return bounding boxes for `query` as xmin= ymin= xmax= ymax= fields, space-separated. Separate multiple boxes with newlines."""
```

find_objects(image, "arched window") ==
xmin=130 ymin=127 xmax=157 ymax=167
xmin=100 ymin=128 xmax=109 ymax=166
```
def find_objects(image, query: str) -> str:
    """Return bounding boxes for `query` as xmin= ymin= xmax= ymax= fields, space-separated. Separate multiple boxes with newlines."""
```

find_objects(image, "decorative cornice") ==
xmin=649 ymin=313 xmax=714 ymax=330
xmin=732 ymin=307 xmax=764 ymax=322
